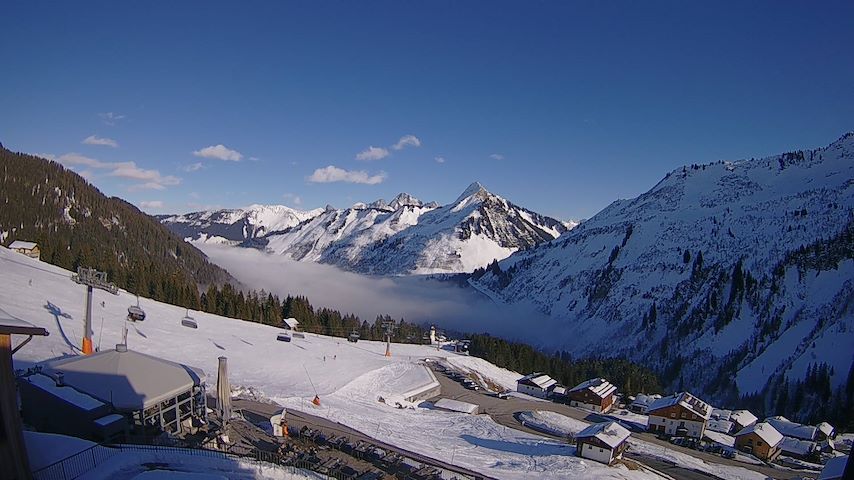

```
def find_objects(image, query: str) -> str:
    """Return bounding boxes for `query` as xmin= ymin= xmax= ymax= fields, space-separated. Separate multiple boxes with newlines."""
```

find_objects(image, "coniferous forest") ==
xmin=0 ymin=147 xmax=232 ymax=305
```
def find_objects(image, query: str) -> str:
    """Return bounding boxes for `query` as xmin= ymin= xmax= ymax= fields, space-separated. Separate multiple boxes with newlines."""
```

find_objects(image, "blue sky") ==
xmin=2 ymin=1 xmax=852 ymax=220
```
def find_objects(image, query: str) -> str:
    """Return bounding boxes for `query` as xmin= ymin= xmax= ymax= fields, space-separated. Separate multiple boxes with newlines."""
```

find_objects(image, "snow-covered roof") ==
xmin=730 ymin=410 xmax=758 ymax=427
xmin=779 ymin=436 xmax=816 ymax=456
xmin=817 ymin=422 xmax=835 ymax=437
xmin=647 ymin=392 xmax=711 ymax=419
xmin=517 ymin=373 xmax=557 ymax=390
xmin=434 ymin=398 xmax=478 ymax=414
xmin=735 ymin=422 xmax=783 ymax=448
xmin=44 ymin=348 xmax=205 ymax=411
xmin=703 ymin=430 xmax=735 ymax=447
xmin=575 ymin=421 xmax=631 ymax=449
xmin=569 ymin=377 xmax=617 ymax=399
xmin=818 ymin=455 xmax=848 ymax=480
xmin=0 ymin=307 xmax=49 ymax=336
xmin=711 ymin=408 xmax=732 ymax=421
xmin=766 ymin=416 xmax=817 ymax=441
xmin=708 ymin=419 xmax=734 ymax=434
xmin=26 ymin=373 xmax=105 ymax=411
xmin=552 ymin=386 xmax=567 ymax=396
xmin=9 ymin=240 xmax=37 ymax=250
xmin=283 ymin=317 xmax=299 ymax=328
xmin=629 ymin=393 xmax=660 ymax=407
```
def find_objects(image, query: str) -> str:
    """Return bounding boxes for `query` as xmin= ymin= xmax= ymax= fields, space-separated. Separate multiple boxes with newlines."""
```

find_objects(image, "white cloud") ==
xmin=282 ymin=193 xmax=303 ymax=206
xmin=55 ymin=153 xmax=114 ymax=169
xmin=434 ymin=156 xmax=446 ymax=164
xmin=193 ymin=144 xmax=243 ymax=161
xmin=189 ymin=192 xmax=201 ymax=199
xmin=307 ymin=165 xmax=386 ymax=185
xmin=355 ymin=146 xmax=389 ymax=161
xmin=489 ymin=153 xmax=504 ymax=160
xmin=110 ymin=161 xmax=180 ymax=186
xmin=392 ymin=134 xmax=421 ymax=151
xmin=183 ymin=162 xmax=205 ymax=172
xmin=82 ymin=135 xmax=118 ymax=148
xmin=98 ymin=112 xmax=126 ymax=126
xmin=139 ymin=200 xmax=164 ymax=209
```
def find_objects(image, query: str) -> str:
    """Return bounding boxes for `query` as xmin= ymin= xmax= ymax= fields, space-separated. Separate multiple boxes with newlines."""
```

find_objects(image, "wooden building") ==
xmin=646 ymin=391 xmax=711 ymax=439
xmin=567 ymin=378 xmax=617 ymax=413
xmin=734 ymin=422 xmax=783 ymax=462
xmin=575 ymin=421 xmax=631 ymax=465
xmin=8 ymin=241 xmax=39 ymax=260
xmin=1 ymin=309 xmax=49 ymax=480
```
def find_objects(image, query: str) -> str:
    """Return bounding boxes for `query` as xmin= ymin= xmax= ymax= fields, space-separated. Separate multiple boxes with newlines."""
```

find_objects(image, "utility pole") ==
xmin=382 ymin=319 xmax=396 ymax=357
xmin=72 ymin=267 xmax=117 ymax=355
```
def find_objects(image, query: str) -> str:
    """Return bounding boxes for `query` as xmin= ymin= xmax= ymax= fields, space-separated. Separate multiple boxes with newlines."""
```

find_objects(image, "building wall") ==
xmin=17 ymin=378 xmax=112 ymax=439
xmin=735 ymin=432 xmax=780 ymax=461
xmin=517 ymin=383 xmax=548 ymax=399
xmin=647 ymin=404 xmax=706 ymax=438
xmin=577 ymin=440 xmax=615 ymax=464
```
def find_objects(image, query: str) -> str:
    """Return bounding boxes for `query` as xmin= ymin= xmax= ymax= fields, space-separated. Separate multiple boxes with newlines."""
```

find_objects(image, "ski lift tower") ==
xmin=382 ymin=319 xmax=396 ymax=357
xmin=71 ymin=267 xmax=118 ymax=355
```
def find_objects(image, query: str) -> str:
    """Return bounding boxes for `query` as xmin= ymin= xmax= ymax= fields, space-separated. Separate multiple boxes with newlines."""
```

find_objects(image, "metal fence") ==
xmin=32 ymin=444 xmax=119 ymax=480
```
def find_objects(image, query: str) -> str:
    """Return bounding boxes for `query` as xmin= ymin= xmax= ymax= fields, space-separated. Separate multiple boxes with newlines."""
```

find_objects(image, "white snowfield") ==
xmin=2 ymin=247 xmax=658 ymax=479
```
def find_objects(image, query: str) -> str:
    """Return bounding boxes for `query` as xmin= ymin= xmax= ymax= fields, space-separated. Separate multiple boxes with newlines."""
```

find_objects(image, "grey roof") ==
xmin=44 ymin=348 xmax=204 ymax=411
xmin=9 ymin=240 xmax=38 ymax=250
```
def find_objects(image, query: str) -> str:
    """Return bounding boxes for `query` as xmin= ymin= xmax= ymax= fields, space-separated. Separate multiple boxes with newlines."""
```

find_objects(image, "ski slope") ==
xmin=1 ymin=247 xmax=659 ymax=480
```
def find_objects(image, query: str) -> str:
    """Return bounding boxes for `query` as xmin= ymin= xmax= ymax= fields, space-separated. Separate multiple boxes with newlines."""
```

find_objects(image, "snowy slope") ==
xmin=158 ymin=205 xmax=325 ymax=246
xmin=472 ymin=133 xmax=854 ymax=405
xmin=161 ymin=186 xmax=573 ymax=275
xmin=1 ymin=247 xmax=658 ymax=480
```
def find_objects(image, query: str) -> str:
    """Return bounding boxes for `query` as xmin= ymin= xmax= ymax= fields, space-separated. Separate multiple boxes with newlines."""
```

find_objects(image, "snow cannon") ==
xmin=312 ymin=395 xmax=321 ymax=406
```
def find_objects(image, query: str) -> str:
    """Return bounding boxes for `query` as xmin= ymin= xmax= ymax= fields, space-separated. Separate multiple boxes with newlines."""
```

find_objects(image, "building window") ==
xmin=588 ymin=445 xmax=592 ymax=450
xmin=670 ymin=413 xmax=676 ymax=418
xmin=599 ymin=448 xmax=604 ymax=453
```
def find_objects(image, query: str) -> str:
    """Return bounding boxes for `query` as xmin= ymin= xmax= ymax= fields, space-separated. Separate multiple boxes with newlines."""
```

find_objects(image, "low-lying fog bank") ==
xmin=199 ymin=244 xmax=560 ymax=346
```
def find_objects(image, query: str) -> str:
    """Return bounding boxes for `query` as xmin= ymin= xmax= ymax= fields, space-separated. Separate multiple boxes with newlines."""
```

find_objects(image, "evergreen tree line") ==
xmin=740 ymin=361 xmax=854 ymax=432
xmin=0 ymin=148 xmax=232 ymax=306
xmin=468 ymin=334 xmax=661 ymax=396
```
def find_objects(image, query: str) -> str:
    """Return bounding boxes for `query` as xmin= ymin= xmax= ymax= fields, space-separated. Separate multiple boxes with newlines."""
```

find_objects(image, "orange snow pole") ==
xmin=385 ymin=341 xmax=391 ymax=357
xmin=312 ymin=395 xmax=321 ymax=406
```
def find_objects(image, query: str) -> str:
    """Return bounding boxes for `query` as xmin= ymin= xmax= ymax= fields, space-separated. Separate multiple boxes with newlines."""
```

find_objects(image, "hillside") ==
xmin=472 ymin=133 xmax=854 ymax=421
xmin=2 ymin=246 xmax=665 ymax=480
xmin=162 ymin=184 xmax=575 ymax=275
xmin=0 ymin=147 xmax=233 ymax=305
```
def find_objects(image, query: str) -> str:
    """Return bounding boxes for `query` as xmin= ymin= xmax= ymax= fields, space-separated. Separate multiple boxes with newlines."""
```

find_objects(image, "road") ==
xmin=233 ymin=398 xmax=495 ymax=480
xmin=431 ymin=368 xmax=803 ymax=480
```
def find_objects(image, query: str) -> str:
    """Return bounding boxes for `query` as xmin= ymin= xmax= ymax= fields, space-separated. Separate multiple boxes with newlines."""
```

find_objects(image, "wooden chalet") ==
xmin=8 ymin=240 xmax=40 ymax=260
xmin=734 ymin=422 xmax=783 ymax=462
xmin=646 ymin=391 xmax=711 ymax=439
xmin=567 ymin=377 xmax=617 ymax=413
xmin=575 ymin=421 xmax=631 ymax=465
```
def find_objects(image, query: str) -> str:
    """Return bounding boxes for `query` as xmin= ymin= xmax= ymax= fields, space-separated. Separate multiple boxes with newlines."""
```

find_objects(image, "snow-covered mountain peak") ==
xmin=389 ymin=192 xmax=423 ymax=209
xmin=455 ymin=181 xmax=488 ymax=202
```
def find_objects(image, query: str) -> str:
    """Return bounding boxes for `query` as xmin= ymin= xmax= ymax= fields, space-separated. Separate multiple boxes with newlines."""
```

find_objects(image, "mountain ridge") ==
xmin=161 ymin=184 xmax=576 ymax=275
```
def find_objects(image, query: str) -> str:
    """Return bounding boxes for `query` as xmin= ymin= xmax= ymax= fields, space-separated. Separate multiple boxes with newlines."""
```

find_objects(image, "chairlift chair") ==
xmin=276 ymin=332 xmax=292 ymax=342
xmin=181 ymin=309 xmax=198 ymax=329
xmin=348 ymin=330 xmax=360 ymax=343
xmin=127 ymin=305 xmax=146 ymax=322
